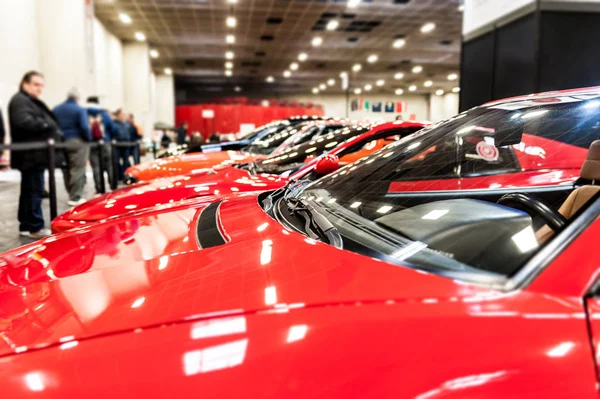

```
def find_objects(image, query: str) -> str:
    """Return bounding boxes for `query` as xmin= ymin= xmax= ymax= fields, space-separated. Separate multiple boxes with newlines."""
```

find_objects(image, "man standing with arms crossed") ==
xmin=8 ymin=71 xmax=64 ymax=238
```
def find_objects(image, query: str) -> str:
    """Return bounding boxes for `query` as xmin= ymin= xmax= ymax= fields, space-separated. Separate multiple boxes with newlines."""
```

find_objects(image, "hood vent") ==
xmin=196 ymin=201 xmax=228 ymax=249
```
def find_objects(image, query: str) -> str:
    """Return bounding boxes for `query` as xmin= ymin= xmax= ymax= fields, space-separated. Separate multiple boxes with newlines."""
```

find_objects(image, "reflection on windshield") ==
xmin=292 ymin=95 xmax=600 ymax=281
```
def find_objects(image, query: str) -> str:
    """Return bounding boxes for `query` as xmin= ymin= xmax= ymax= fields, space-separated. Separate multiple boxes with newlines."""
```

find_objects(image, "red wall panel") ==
xmin=175 ymin=103 xmax=324 ymax=138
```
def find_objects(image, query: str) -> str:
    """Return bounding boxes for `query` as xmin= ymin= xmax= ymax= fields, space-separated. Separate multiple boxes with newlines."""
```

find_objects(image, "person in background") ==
xmin=53 ymin=88 xmax=91 ymax=206
xmin=208 ymin=132 xmax=220 ymax=144
xmin=112 ymin=109 xmax=130 ymax=181
xmin=127 ymin=113 xmax=142 ymax=165
xmin=176 ymin=121 xmax=188 ymax=145
xmin=9 ymin=71 xmax=65 ymax=238
xmin=86 ymin=96 xmax=114 ymax=194
xmin=160 ymin=129 xmax=172 ymax=149
xmin=0 ymin=108 xmax=5 ymax=145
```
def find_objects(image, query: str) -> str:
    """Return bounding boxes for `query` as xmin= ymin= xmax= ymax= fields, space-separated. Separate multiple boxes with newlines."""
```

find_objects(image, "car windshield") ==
xmin=285 ymin=94 xmax=600 ymax=283
xmin=255 ymin=125 xmax=369 ymax=173
xmin=239 ymin=122 xmax=287 ymax=142
xmin=246 ymin=124 xmax=311 ymax=155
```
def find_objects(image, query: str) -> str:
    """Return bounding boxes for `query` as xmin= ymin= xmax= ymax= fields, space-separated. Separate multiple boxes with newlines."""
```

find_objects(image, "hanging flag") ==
xmin=385 ymin=101 xmax=395 ymax=113
xmin=364 ymin=100 xmax=370 ymax=111
xmin=396 ymin=101 xmax=407 ymax=113
xmin=372 ymin=102 xmax=382 ymax=112
xmin=351 ymin=99 xmax=359 ymax=111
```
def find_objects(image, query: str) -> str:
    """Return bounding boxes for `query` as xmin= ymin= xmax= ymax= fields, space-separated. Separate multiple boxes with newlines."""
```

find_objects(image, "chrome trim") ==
xmin=385 ymin=184 xmax=573 ymax=198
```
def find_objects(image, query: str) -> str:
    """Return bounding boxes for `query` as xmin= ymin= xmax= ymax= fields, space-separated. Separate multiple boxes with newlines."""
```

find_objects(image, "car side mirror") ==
xmin=314 ymin=154 xmax=340 ymax=176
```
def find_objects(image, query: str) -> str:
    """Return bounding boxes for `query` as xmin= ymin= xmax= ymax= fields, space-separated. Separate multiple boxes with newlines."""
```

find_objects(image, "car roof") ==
xmin=483 ymin=86 xmax=600 ymax=107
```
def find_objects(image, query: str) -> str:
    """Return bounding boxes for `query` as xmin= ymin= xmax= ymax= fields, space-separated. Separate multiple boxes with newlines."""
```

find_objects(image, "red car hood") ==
xmin=0 ymin=194 xmax=488 ymax=358
xmin=53 ymin=167 xmax=286 ymax=227
xmin=125 ymin=151 xmax=266 ymax=181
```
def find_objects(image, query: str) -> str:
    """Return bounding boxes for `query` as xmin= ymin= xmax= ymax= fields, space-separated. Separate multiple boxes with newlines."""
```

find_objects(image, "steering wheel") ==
xmin=497 ymin=193 xmax=566 ymax=232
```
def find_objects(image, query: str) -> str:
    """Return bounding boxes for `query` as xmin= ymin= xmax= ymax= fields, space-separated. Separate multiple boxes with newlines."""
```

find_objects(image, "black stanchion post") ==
xmin=98 ymin=140 xmax=106 ymax=194
xmin=111 ymin=140 xmax=118 ymax=190
xmin=152 ymin=141 xmax=157 ymax=159
xmin=136 ymin=141 xmax=141 ymax=165
xmin=46 ymin=138 xmax=58 ymax=220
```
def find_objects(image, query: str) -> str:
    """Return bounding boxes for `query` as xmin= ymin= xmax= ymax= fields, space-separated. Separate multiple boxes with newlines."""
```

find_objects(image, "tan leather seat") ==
xmin=536 ymin=140 xmax=600 ymax=242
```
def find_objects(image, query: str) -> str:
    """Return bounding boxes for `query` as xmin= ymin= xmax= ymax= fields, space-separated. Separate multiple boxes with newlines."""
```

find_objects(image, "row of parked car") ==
xmin=2 ymin=87 xmax=600 ymax=397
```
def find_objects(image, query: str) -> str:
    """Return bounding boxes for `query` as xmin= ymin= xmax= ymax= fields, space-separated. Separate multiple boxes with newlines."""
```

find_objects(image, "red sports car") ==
xmin=2 ymin=88 xmax=600 ymax=397
xmin=125 ymin=120 xmax=351 ymax=183
xmin=52 ymin=121 xmax=426 ymax=232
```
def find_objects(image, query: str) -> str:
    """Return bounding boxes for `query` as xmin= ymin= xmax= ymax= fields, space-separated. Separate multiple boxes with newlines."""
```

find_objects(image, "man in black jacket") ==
xmin=8 ymin=71 xmax=64 ymax=238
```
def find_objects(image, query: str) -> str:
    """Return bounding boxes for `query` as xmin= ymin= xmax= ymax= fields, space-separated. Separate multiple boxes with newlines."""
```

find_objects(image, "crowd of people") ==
xmin=4 ymin=70 xmax=143 ymax=238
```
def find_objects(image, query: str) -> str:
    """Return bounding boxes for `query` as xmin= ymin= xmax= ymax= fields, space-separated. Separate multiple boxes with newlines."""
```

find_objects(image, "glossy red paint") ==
xmin=314 ymin=154 xmax=340 ymax=175
xmin=1 ymin=193 xmax=600 ymax=397
xmin=125 ymin=150 xmax=267 ymax=181
xmin=52 ymin=121 xmax=428 ymax=233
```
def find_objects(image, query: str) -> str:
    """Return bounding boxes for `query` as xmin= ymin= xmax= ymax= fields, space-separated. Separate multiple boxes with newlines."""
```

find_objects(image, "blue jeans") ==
xmin=117 ymin=147 xmax=131 ymax=181
xmin=18 ymin=169 xmax=44 ymax=233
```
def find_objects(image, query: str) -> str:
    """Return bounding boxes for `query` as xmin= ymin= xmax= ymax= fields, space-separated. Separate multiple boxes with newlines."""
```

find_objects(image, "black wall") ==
xmin=460 ymin=9 xmax=600 ymax=112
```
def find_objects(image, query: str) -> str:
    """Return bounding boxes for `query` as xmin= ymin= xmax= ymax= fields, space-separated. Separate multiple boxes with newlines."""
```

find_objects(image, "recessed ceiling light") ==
xmin=376 ymin=79 xmax=385 ymax=87
xmin=235 ymin=86 xmax=242 ymax=92
xmin=340 ymin=71 xmax=348 ymax=78
xmin=326 ymin=20 xmax=339 ymax=31
xmin=298 ymin=53 xmax=308 ymax=62
xmin=458 ymin=4 xmax=464 ymax=12
xmin=283 ymin=70 xmax=291 ymax=78
xmin=119 ymin=13 xmax=132 ymax=24
xmin=424 ymin=80 xmax=433 ymax=87
xmin=225 ymin=70 xmax=232 ymax=77
xmin=412 ymin=65 xmax=423 ymax=73
xmin=225 ymin=51 xmax=234 ymax=59
xmin=393 ymin=39 xmax=406 ymax=49
xmin=395 ymin=88 xmax=404 ymax=95
xmin=348 ymin=0 xmax=361 ymax=8
xmin=312 ymin=37 xmax=323 ymax=47
xmin=409 ymin=85 xmax=417 ymax=92
xmin=225 ymin=61 xmax=233 ymax=69
xmin=364 ymin=84 xmax=372 ymax=91
xmin=149 ymin=49 xmax=159 ymax=59
xmin=134 ymin=32 xmax=146 ymax=41
xmin=319 ymin=83 xmax=327 ymax=90
xmin=266 ymin=76 xmax=275 ymax=83
xmin=226 ymin=16 xmax=237 ymax=28
xmin=435 ymin=89 xmax=445 ymax=95
xmin=228 ymin=0 xmax=238 ymax=3
xmin=312 ymin=88 xmax=320 ymax=94
xmin=290 ymin=62 xmax=299 ymax=71
xmin=452 ymin=87 xmax=461 ymax=93
xmin=352 ymin=63 xmax=362 ymax=72
xmin=164 ymin=68 xmax=173 ymax=76
xmin=226 ymin=34 xmax=235 ymax=44
xmin=367 ymin=54 xmax=378 ymax=63
xmin=354 ymin=88 xmax=362 ymax=94
xmin=447 ymin=73 xmax=458 ymax=81
xmin=394 ymin=72 xmax=405 ymax=80
xmin=421 ymin=22 xmax=436 ymax=33
xmin=327 ymin=79 xmax=335 ymax=86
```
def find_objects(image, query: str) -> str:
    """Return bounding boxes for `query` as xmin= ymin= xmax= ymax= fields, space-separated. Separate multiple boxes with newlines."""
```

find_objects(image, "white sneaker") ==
xmin=20 ymin=228 xmax=52 ymax=239
xmin=67 ymin=198 xmax=87 ymax=207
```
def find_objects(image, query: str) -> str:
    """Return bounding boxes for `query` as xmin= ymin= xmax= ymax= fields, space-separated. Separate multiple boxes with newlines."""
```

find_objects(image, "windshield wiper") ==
xmin=284 ymin=197 xmax=343 ymax=248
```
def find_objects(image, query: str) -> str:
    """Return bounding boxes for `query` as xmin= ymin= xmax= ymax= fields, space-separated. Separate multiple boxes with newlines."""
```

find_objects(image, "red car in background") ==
xmin=3 ymin=88 xmax=600 ymax=397
xmin=125 ymin=120 xmax=351 ymax=183
xmin=52 ymin=121 xmax=426 ymax=232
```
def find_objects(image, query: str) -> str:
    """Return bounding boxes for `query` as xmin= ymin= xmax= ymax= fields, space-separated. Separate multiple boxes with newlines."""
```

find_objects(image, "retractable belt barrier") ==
xmin=0 ymin=139 xmax=149 ymax=220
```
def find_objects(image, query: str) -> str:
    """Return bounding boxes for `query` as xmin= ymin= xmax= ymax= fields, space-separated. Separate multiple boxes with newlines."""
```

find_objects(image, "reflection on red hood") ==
xmin=52 ymin=167 xmax=286 ymax=232
xmin=0 ymin=194 xmax=487 ymax=358
xmin=125 ymin=151 xmax=266 ymax=181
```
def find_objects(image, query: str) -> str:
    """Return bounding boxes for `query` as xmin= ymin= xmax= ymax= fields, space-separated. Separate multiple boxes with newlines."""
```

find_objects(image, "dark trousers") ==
xmin=90 ymin=142 xmax=113 ymax=193
xmin=131 ymin=144 xmax=140 ymax=165
xmin=18 ymin=169 xmax=45 ymax=233
xmin=117 ymin=147 xmax=131 ymax=181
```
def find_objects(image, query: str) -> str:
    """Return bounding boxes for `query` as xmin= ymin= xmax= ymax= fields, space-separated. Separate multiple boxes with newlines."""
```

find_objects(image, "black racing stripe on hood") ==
xmin=196 ymin=200 xmax=227 ymax=248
